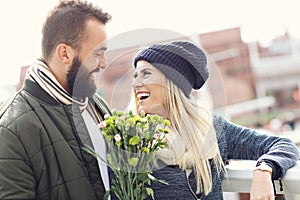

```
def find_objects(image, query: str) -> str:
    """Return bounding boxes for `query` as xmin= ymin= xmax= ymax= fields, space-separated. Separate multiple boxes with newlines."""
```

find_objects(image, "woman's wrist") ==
xmin=254 ymin=161 xmax=273 ymax=177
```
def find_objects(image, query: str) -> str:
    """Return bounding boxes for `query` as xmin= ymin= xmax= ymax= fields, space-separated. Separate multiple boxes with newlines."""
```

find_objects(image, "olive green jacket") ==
xmin=0 ymin=79 xmax=111 ymax=200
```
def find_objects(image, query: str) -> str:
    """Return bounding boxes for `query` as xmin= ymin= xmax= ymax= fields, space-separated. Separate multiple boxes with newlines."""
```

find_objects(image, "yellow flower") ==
xmin=116 ymin=111 xmax=124 ymax=116
xmin=141 ymin=147 xmax=150 ymax=153
xmin=126 ymin=118 xmax=135 ymax=126
xmin=129 ymin=157 xmax=138 ymax=166
xmin=164 ymin=119 xmax=171 ymax=126
xmin=129 ymin=136 xmax=141 ymax=145
xmin=105 ymin=119 xmax=114 ymax=125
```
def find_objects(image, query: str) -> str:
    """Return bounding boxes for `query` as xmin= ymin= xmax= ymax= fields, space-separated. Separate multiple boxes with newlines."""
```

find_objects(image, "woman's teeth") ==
xmin=137 ymin=93 xmax=150 ymax=100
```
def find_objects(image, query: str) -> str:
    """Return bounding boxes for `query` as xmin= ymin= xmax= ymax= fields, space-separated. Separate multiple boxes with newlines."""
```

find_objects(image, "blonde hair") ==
xmin=132 ymin=78 xmax=225 ymax=195
xmin=164 ymin=79 xmax=224 ymax=194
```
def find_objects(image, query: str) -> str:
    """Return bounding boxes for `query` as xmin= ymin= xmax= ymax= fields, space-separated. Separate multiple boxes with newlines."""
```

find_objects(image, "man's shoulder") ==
xmin=0 ymin=91 xmax=36 ymax=127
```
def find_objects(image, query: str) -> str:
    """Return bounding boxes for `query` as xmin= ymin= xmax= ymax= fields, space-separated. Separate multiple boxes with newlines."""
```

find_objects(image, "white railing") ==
xmin=223 ymin=160 xmax=300 ymax=194
xmin=214 ymin=96 xmax=276 ymax=120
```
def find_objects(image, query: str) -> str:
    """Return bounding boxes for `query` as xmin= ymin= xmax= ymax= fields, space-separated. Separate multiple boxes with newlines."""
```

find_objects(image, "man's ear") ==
xmin=56 ymin=44 xmax=75 ymax=64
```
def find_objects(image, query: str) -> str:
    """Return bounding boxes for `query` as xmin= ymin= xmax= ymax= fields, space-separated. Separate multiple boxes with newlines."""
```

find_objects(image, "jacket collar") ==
xmin=22 ymin=79 xmax=110 ymax=119
xmin=23 ymin=79 xmax=62 ymax=105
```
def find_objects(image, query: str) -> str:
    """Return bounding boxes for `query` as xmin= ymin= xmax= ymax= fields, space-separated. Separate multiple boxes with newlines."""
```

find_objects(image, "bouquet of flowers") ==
xmin=87 ymin=109 xmax=170 ymax=200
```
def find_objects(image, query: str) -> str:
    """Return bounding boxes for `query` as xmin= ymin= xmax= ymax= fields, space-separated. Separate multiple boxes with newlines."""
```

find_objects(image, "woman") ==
xmin=130 ymin=41 xmax=299 ymax=200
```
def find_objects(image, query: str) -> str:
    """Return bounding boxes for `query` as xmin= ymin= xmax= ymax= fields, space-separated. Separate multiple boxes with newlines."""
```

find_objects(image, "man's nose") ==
xmin=98 ymin=55 xmax=108 ymax=69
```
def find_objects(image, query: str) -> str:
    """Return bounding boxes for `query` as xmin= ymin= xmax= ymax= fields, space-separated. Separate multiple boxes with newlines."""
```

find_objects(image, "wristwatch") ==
xmin=254 ymin=161 xmax=273 ymax=177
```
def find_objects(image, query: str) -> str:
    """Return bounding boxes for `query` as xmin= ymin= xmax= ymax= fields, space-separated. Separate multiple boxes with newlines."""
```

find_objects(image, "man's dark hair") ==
xmin=41 ymin=0 xmax=111 ymax=62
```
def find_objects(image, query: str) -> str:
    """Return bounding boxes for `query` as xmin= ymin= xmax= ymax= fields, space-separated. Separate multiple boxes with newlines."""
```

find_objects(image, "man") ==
xmin=0 ymin=0 xmax=112 ymax=199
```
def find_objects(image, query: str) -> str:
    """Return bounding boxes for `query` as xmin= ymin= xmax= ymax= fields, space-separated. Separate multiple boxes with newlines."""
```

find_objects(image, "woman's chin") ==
xmin=138 ymin=104 xmax=166 ymax=117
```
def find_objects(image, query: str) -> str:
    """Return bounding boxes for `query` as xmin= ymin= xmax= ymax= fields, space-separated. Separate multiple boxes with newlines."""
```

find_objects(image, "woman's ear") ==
xmin=55 ymin=44 xmax=75 ymax=64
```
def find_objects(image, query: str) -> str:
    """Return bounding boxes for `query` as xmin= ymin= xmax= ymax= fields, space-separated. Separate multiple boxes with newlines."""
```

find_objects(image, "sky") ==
xmin=1 ymin=0 xmax=300 ymax=100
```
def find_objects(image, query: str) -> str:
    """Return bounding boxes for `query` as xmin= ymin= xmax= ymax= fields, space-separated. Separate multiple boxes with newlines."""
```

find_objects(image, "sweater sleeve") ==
xmin=213 ymin=114 xmax=299 ymax=179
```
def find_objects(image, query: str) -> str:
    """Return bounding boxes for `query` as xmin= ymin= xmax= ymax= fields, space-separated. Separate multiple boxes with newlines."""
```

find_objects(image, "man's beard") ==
xmin=66 ymin=56 xmax=98 ymax=98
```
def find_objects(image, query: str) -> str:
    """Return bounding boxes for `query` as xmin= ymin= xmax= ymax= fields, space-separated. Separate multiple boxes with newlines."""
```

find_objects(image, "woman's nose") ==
xmin=131 ymin=76 xmax=143 ymax=88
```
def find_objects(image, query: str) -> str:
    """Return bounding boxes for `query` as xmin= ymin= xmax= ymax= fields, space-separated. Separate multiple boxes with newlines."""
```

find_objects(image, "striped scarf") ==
xmin=26 ymin=59 xmax=88 ymax=110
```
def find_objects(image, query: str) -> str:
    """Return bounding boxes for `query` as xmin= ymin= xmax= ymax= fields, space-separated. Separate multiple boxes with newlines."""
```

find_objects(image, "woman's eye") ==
xmin=143 ymin=71 xmax=151 ymax=76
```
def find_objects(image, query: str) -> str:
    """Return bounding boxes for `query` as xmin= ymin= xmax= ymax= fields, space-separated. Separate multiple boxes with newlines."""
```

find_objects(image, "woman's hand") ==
xmin=250 ymin=170 xmax=274 ymax=200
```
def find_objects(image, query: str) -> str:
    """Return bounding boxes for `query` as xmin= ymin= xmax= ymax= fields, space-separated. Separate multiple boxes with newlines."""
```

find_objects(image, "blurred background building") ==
xmin=7 ymin=26 xmax=300 ymax=200
xmin=14 ymin=26 xmax=300 ymax=133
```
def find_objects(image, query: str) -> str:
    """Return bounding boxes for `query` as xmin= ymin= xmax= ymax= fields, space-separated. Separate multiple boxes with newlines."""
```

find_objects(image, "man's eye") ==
xmin=95 ymin=52 xmax=104 ymax=57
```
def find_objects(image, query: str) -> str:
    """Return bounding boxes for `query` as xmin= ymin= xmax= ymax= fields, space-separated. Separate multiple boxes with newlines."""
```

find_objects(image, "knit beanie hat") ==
xmin=133 ymin=41 xmax=209 ymax=97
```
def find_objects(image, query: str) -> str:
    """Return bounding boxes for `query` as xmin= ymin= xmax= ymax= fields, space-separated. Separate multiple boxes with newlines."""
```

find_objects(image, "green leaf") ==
xmin=145 ymin=188 xmax=154 ymax=199
xmin=148 ymin=173 xmax=169 ymax=185
xmin=156 ymin=179 xmax=169 ymax=185
xmin=115 ymin=140 xmax=122 ymax=147
xmin=103 ymin=190 xmax=111 ymax=200
xmin=137 ymin=173 xmax=148 ymax=182
xmin=140 ymin=110 xmax=146 ymax=118
xmin=133 ymin=187 xmax=141 ymax=197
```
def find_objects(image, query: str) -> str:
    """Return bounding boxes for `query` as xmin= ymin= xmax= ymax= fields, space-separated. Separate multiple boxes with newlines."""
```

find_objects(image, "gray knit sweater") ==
xmin=145 ymin=114 xmax=299 ymax=200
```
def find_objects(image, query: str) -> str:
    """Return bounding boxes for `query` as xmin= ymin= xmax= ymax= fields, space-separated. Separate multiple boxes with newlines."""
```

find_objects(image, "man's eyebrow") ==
xmin=95 ymin=46 xmax=107 ymax=51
